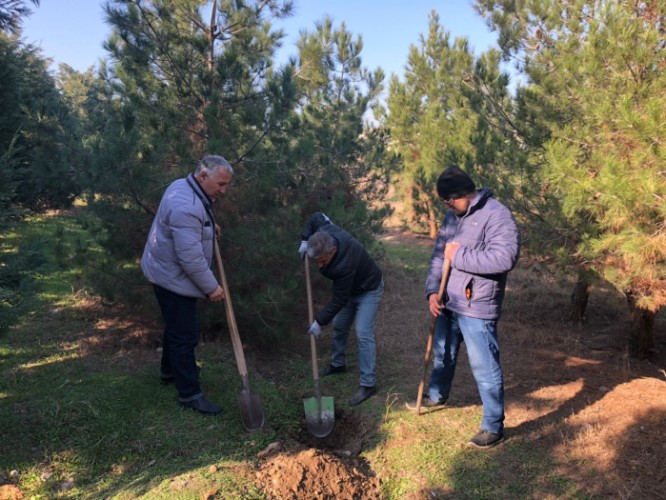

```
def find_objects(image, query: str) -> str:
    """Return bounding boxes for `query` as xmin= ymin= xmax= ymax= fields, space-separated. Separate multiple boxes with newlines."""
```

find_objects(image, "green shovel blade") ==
xmin=303 ymin=395 xmax=335 ymax=438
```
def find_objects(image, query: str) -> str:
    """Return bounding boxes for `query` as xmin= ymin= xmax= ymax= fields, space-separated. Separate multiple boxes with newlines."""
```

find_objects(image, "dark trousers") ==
xmin=153 ymin=285 xmax=201 ymax=400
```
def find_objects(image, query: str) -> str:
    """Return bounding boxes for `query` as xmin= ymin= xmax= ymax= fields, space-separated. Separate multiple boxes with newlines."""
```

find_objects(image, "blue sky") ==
xmin=21 ymin=0 xmax=500 ymax=80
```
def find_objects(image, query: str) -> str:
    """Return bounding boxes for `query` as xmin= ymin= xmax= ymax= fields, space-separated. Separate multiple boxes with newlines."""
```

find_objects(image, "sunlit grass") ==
xmin=381 ymin=240 xmax=431 ymax=273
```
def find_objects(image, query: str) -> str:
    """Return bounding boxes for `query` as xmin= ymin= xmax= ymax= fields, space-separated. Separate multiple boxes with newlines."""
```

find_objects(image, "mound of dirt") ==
xmin=256 ymin=447 xmax=382 ymax=500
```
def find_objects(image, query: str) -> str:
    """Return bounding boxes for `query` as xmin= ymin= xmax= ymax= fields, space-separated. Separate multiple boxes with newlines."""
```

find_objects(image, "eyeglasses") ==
xmin=443 ymin=196 xmax=462 ymax=204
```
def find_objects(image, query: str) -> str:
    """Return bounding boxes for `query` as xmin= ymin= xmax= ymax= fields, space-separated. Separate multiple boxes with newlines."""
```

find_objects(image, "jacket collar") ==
xmin=465 ymin=188 xmax=492 ymax=215
xmin=187 ymin=174 xmax=213 ymax=206
xmin=186 ymin=174 xmax=216 ymax=226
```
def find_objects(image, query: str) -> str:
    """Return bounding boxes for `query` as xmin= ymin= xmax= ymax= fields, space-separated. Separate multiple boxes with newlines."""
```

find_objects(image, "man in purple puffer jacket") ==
xmin=406 ymin=165 xmax=520 ymax=449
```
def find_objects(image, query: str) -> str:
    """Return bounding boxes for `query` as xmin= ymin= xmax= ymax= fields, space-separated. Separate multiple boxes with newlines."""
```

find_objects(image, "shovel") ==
xmin=303 ymin=256 xmax=335 ymax=437
xmin=213 ymin=240 xmax=265 ymax=431
xmin=414 ymin=257 xmax=451 ymax=415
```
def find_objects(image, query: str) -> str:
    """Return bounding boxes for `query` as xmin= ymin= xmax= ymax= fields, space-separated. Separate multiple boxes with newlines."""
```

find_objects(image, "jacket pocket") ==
xmin=202 ymin=220 xmax=215 ymax=242
xmin=464 ymin=278 xmax=474 ymax=308
xmin=469 ymin=276 xmax=495 ymax=305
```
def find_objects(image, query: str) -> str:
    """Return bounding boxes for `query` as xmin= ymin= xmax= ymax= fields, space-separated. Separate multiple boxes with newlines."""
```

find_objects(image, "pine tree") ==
xmin=475 ymin=0 xmax=666 ymax=358
xmin=0 ymin=33 xmax=79 ymax=212
xmin=78 ymin=2 xmax=389 ymax=340
xmin=290 ymin=16 xmax=391 ymax=237
xmin=384 ymin=11 xmax=477 ymax=237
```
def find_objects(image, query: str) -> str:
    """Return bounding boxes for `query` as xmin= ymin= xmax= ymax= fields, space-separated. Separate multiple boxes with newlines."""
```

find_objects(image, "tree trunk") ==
xmin=208 ymin=0 xmax=218 ymax=73
xmin=625 ymin=291 xmax=656 ymax=359
xmin=406 ymin=183 xmax=418 ymax=231
xmin=568 ymin=279 xmax=590 ymax=322
xmin=426 ymin=198 xmax=437 ymax=239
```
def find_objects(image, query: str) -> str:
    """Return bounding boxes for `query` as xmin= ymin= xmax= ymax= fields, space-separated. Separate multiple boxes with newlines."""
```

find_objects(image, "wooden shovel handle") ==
xmin=436 ymin=258 xmax=451 ymax=305
xmin=213 ymin=240 xmax=248 ymax=377
xmin=305 ymin=256 xmax=315 ymax=324
xmin=304 ymin=256 xmax=320 ymax=384
xmin=415 ymin=257 xmax=451 ymax=414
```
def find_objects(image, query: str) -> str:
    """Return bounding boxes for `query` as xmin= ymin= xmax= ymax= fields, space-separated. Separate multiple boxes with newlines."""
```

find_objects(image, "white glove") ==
xmin=298 ymin=240 xmax=308 ymax=260
xmin=307 ymin=320 xmax=322 ymax=338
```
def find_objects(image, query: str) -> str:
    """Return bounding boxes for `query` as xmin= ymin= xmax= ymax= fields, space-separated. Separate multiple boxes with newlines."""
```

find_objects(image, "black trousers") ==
xmin=153 ymin=285 xmax=201 ymax=400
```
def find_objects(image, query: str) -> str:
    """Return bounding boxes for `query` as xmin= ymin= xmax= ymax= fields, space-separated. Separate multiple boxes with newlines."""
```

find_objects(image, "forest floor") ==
xmin=2 ymin=224 xmax=665 ymax=499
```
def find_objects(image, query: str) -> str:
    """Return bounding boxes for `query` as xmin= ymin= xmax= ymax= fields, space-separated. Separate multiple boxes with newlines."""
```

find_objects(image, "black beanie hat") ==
xmin=436 ymin=165 xmax=476 ymax=200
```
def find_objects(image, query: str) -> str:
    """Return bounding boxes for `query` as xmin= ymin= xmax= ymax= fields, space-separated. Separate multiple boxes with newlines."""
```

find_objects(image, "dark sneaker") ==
xmin=405 ymin=396 xmax=447 ymax=412
xmin=320 ymin=364 xmax=346 ymax=377
xmin=179 ymin=395 xmax=221 ymax=415
xmin=348 ymin=385 xmax=377 ymax=406
xmin=468 ymin=430 xmax=504 ymax=449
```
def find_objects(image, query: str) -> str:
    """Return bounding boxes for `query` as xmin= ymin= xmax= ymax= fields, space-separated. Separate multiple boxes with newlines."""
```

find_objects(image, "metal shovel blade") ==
xmin=303 ymin=394 xmax=335 ymax=438
xmin=239 ymin=388 xmax=265 ymax=432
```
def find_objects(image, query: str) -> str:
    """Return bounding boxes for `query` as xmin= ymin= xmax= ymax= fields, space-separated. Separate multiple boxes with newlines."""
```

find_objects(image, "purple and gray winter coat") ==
xmin=425 ymin=188 xmax=520 ymax=321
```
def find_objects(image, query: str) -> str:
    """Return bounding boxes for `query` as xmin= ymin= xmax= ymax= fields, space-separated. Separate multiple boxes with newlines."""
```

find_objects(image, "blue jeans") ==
xmin=153 ymin=285 xmax=202 ymax=401
xmin=429 ymin=310 xmax=504 ymax=434
xmin=330 ymin=281 xmax=384 ymax=387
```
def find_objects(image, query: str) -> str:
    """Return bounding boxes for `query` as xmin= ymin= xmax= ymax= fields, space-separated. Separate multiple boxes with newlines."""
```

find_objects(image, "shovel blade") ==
xmin=303 ymin=395 xmax=335 ymax=438
xmin=239 ymin=389 xmax=265 ymax=432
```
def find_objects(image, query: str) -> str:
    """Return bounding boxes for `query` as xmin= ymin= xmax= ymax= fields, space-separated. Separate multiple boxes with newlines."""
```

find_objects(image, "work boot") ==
xmin=405 ymin=396 xmax=447 ymax=412
xmin=320 ymin=364 xmax=346 ymax=377
xmin=468 ymin=430 xmax=504 ymax=449
xmin=178 ymin=395 xmax=221 ymax=415
xmin=348 ymin=385 xmax=377 ymax=406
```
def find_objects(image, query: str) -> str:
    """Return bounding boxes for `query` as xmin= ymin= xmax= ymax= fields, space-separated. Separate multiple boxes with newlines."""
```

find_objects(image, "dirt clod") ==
xmin=256 ymin=447 xmax=381 ymax=499
xmin=0 ymin=484 xmax=23 ymax=500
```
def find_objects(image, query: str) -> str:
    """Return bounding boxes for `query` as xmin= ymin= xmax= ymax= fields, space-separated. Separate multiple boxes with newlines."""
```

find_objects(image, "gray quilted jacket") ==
xmin=141 ymin=175 xmax=218 ymax=298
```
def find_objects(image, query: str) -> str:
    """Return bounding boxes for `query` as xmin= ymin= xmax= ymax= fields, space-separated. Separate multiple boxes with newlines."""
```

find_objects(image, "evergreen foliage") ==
xmin=0 ymin=33 xmax=80 ymax=212
xmin=291 ymin=16 xmax=392 ymax=238
xmin=474 ymin=0 xmax=666 ymax=357
xmin=383 ymin=12 xmax=478 ymax=237
xmin=0 ymin=0 xmax=38 ymax=34
xmin=382 ymin=2 xmax=663 ymax=357
xmin=71 ymin=1 xmax=391 ymax=342
xmin=0 ymin=7 xmax=81 ymax=334
xmin=6 ymin=1 xmax=661 ymax=359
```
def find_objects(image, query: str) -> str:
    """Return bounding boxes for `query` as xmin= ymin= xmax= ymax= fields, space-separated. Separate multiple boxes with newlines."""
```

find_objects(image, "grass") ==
xmin=0 ymin=210 xmax=637 ymax=499
xmin=2 ymin=316 xmax=287 ymax=497
xmin=0 ymin=213 xmax=271 ymax=497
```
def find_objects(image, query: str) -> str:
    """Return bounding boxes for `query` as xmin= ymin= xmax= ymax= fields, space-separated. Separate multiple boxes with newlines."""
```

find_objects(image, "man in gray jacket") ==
xmin=406 ymin=165 xmax=520 ymax=449
xmin=142 ymin=155 xmax=233 ymax=415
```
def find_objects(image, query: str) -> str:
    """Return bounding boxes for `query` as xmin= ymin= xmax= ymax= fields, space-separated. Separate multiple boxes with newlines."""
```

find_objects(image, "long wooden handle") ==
xmin=213 ymin=240 xmax=248 ymax=377
xmin=304 ymin=256 xmax=320 ymax=385
xmin=436 ymin=258 xmax=452 ymax=305
xmin=415 ymin=257 xmax=451 ymax=414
